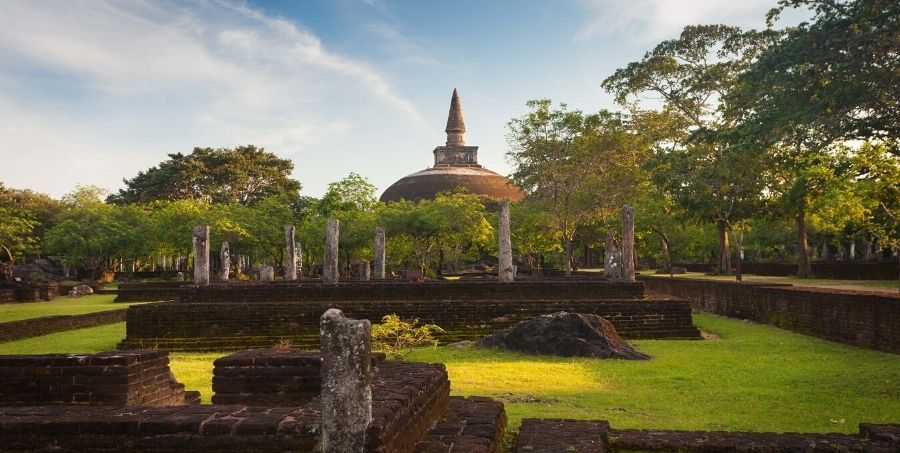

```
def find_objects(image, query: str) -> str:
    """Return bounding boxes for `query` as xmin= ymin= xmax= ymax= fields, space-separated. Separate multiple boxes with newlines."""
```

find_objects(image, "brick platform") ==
xmin=515 ymin=418 xmax=900 ymax=452
xmin=414 ymin=396 xmax=507 ymax=453
xmin=0 ymin=359 xmax=488 ymax=452
xmin=115 ymin=279 xmax=645 ymax=303
xmin=118 ymin=298 xmax=700 ymax=351
xmin=211 ymin=349 xmax=385 ymax=406
xmin=0 ymin=351 xmax=199 ymax=406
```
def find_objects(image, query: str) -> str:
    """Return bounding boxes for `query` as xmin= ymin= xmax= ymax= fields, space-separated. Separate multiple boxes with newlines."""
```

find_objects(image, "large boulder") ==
xmin=475 ymin=312 xmax=650 ymax=360
xmin=74 ymin=284 xmax=94 ymax=296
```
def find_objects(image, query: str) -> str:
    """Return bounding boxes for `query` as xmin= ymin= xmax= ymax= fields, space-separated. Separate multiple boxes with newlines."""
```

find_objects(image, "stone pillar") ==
xmin=357 ymin=261 xmax=371 ymax=281
xmin=498 ymin=200 xmax=514 ymax=282
xmin=374 ymin=227 xmax=386 ymax=280
xmin=320 ymin=308 xmax=372 ymax=453
xmin=849 ymin=241 xmax=856 ymax=260
xmin=218 ymin=241 xmax=230 ymax=282
xmin=622 ymin=205 xmax=635 ymax=282
xmin=604 ymin=230 xmax=621 ymax=279
xmin=258 ymin=265 xmax=274 ymax=282
xmin=192 ymin=225 xmax=210 ymax=286
xmin=323 ymin=218 xmax=340 ymax=284
xmin=285 ymin=225 xmax=298 ymax=280
xmin=821 ymin=243 xmax=830 ymax=261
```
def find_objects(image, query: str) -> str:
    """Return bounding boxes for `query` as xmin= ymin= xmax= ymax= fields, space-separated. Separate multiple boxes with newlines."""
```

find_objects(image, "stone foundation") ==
xmin=0 ymin=351 xmax=199 ymax=406
xmin=119 ymin=298 xmax=700 ymax=351
xmin=516 ymin=419 xmax=900 ymax=452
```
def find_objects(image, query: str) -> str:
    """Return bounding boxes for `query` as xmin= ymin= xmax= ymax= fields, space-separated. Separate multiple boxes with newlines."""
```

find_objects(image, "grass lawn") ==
xmin=640 ymin=270 xmax=899 ymax=292
xmin=0 ymin=314 xmax=896 ymax=435
xmin=0 ymin=294 xmax=140 ymax=323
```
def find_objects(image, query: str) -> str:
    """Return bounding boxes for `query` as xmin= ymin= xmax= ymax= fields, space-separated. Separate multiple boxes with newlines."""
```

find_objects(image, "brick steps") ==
xmin=414 ymin=396 xmax=507 ymax=453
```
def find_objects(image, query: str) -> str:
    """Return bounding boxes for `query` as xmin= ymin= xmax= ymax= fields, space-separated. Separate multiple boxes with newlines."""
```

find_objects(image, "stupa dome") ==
xmin=380 ymin=89 xmax=525 ymax=202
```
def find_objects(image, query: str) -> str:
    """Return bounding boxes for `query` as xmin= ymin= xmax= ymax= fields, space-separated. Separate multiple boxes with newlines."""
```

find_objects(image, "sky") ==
xmin=0 ymin=0 xmax=809 ymax=199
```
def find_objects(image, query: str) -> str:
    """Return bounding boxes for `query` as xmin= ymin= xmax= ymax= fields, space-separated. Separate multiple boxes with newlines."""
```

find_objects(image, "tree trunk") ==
xmin=717 ymin=220 xmax=731 ymax=275
xmin=796 ymin=206 xmax=813 ymax=278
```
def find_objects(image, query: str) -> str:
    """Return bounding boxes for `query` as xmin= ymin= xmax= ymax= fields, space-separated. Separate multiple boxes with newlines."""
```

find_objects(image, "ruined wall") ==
xmin=642 ymin=277 xmax=900 ymax=353
xmin=0 ymin=360 xmax=458 ymax=453
xmin=515 ymin=419 xmax=900 ymax=452
xmin=0 ymin=350 xmax=199 ymax=406
xmin=672 ymin=261 xmax=898 ymax=280
xmin=115 ymin=279 xmax=644 ymax=302
xmin=0 ymin=309 xmax=126 ymax=342
xmin=119 ymin=298 xmax=700 ymax=351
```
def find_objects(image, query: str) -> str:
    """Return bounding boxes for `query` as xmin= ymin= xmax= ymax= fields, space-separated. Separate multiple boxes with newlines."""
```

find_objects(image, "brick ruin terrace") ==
xmin=1 ymin=347 xmax=897 ymax=452
xmin=115 ymin=278 xmax=703 ymax=351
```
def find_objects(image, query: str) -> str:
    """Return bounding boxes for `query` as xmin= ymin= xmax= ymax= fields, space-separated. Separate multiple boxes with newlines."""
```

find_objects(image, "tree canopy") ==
xmin=108 ymin=146 xmax=302 ymax=205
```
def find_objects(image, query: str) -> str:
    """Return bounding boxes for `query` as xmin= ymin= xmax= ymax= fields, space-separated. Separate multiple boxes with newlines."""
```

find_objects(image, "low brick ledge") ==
xmin=0 ymin=309 xmax=126 ymax=343
xmin=414 ymin=396 xmax=507 ymax=453
xmin=515 ymin=418 xmax=900 ymax=452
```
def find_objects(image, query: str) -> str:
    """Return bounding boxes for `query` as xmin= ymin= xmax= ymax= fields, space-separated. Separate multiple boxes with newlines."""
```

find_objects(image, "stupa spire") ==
xmin=445 ymin=88 xmax=466 ymax=146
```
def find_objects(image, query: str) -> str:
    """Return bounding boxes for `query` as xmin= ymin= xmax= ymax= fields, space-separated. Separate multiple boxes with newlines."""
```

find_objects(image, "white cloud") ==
xmin=574 ymin=0 xmax=782 ymax=43
xmin=0 ymin=0 xmax=425 ymax=196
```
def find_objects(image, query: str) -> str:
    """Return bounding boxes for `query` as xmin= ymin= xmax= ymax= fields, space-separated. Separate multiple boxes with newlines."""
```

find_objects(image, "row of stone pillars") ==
xmin=192 ymin=202 xmax=635 ymax=286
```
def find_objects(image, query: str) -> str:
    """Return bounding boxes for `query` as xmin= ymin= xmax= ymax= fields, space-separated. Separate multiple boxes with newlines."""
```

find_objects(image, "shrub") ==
xmin=371 ymin=314 xmax=444 ymax=359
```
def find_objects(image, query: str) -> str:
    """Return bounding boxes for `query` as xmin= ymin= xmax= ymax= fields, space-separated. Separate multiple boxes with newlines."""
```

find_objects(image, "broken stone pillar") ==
xmin=374 ymin=227 xmax=386 ymax=280
xmin=320 ymin=308 xmax=372 ymax=453
xmin=258 ymin=265 xmax=274 ymax=282
xmin=192 ymin=225 xmax=210 ymax=286
xmin=849 ymin=241 xmax=856 ymax=260
xmin=821 ymin=243 xmax=830 ymax=261
xmin=622 ymin=205 xmax=635 ymax=282
xmin=285 ymin=225 xmax=298 ymax=280
xmin=498 ymin=200 xmax=514 ymax=282
xmin=323 ymin=218 xmax=340 ymax=284
xmin=218 ymin=241 xmax=230 ymax=282
xmin=604 ymin=230 xmax=622 ymax=279
xmin=357 ymin=261 xmax=371 ymax=281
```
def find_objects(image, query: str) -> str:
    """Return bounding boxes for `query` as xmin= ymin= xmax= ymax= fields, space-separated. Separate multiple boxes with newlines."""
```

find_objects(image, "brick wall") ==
xmin=0 ymin=360 xmax=459 ymax=453
xmin=115 ymin=279 xmax=645 ymax=302
xmin=515 ymin=419 xmax=900 ymax=452
xmin=0 ymin=309 xmax=126 ymax=342
xmin=673 ymin=261 xmax=898 ymax=280
xmin=119 ymin=298 xmax=700 ymax=351
xmin=641 ymin=277 xmax=900 ymax=353
xmin=0 ymin=350 xmax=199 ymax=406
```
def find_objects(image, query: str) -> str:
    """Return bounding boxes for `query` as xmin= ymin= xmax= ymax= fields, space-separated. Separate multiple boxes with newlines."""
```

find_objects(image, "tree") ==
xmin=0 ymin=207 xmax=37 ymax=281
xmin=506 ymin=100 xmax=643 ymax=275
xmin=108 ymin=146 xmax=302 ymax=205
xmin=45 ymin=186 xmax=138 ymax=280
xmin=746 ymin=0 xmax=900 ymax=152
xmin=603 ymin=25 xmax=772 ymax=274
xmin=380 ymin=192 xmax=493 ymax=276
xmin=726 ymin=0 xmax=899 ymax=276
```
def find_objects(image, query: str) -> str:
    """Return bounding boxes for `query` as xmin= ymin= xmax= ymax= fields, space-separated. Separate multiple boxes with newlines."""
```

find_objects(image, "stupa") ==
xmin=379 ymin=89 xmax=525 ymax=202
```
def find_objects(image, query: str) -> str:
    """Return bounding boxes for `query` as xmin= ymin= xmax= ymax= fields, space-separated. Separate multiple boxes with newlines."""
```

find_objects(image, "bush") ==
xmin=371 ymin=314 xmax=444 ymax=359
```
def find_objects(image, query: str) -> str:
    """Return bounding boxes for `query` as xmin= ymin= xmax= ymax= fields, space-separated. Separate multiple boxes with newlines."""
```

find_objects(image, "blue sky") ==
xmin=0 ymin=0 xmax=807 ymax=199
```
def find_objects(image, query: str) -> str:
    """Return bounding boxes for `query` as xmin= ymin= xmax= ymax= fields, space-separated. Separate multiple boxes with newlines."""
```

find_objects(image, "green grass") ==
xmin=641 ymin=270 xmax=899 ymax=292
xmin=0 ymin=322 xmax=127 ymax=354
xmin=0 ymin=294 xmax=141 ymax=323
xmin=406 ymin=313 xmax=900 ymax=434
xmin=0 ymin=314 xmax=896 ymax=434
